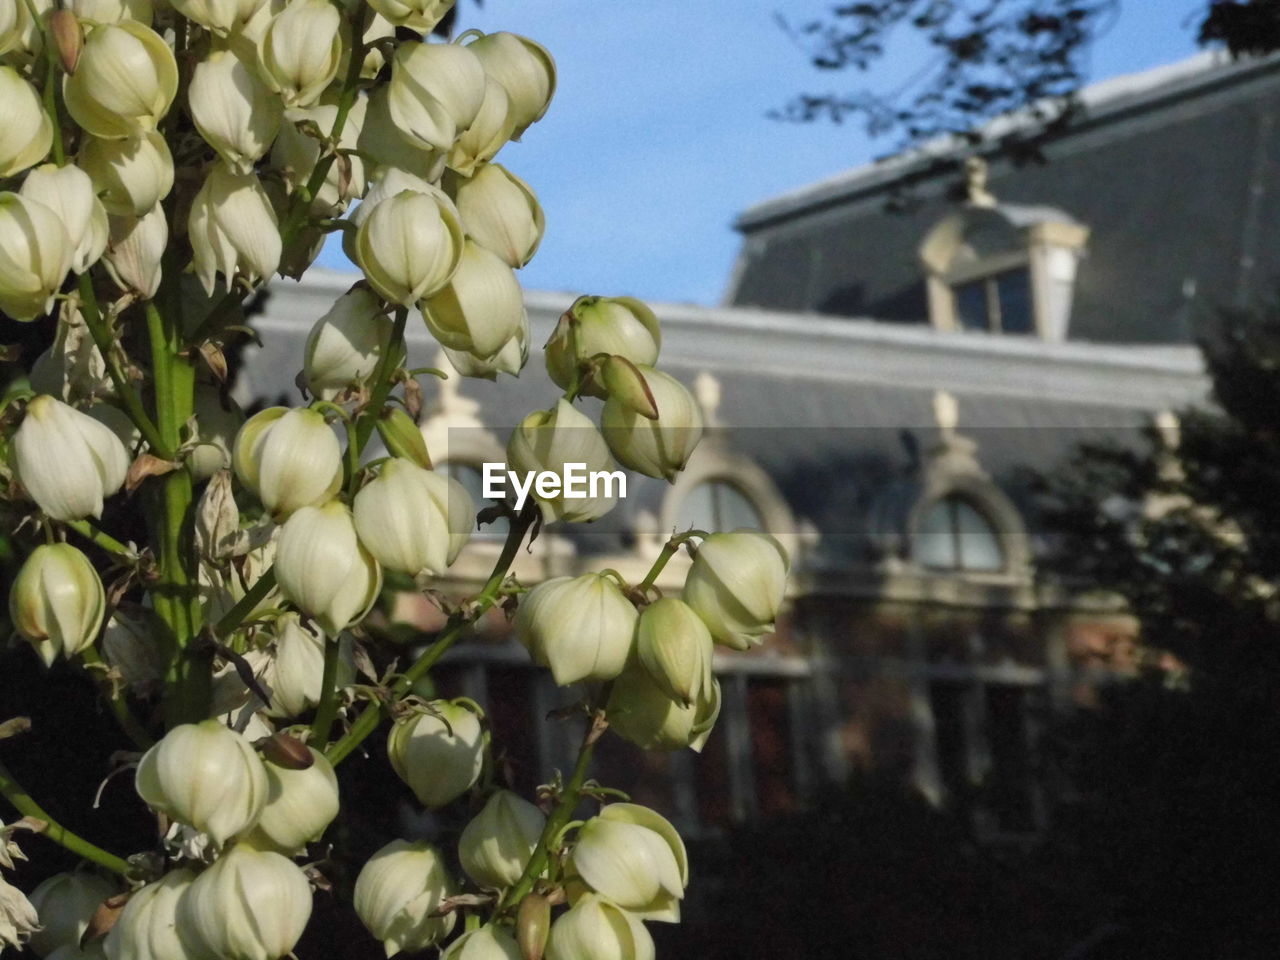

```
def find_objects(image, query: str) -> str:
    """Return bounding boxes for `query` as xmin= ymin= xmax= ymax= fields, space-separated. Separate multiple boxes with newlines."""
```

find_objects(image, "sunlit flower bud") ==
xmin=232 ymin=406 xmax=341 ymax=517
xmin=465 ymin=32 xmax=556 ymax=140
xmin=443 ymin=924 xmax=523 ymax=960
xmin=190 ymin=384 xmax=244 ymax=481
xmin=387 ymin=700 xmax=484 ymax=807
xmin=87 ymin=402 xmax=140 ymax=452
xmin=514 ymin=573 xmax=635 ymax=686
xmin=342 ymin=166 xmax=436 ymax=260
xmin=420 ymin=239 xmax=524 ymax=358
xmin=276 ymin=500 xmax=382 ymax=633
xmin=63 ymin=22 xmax=177 ymax=139
xmin=0 ymin=4 xmax=24 ymax=57
xmin=444 ymin=310 xmax=528 ymax=380
xmin=28 ymin=872 xmax=117 ymax=957
xmin=607 ymin=663 xmax=721 ymax=754
xmin=272 ymin=96 xmax=367 ymax=216
xmin=389 ymin=41 xmax=487 ymax=153
xmin=682 ymin=531 xmax=789 ymax=650
xmin=0 ymin=67 xmax=53 ymax=177
xmin=357 ymin=85 xmax=444 ymax=185
xmin=19 ymin=164 xmax=109 ymax=274
xmin=102 ymin=604 xmax=166 ymax=691
xmin=9 ymin=544 xmax=104 ymax=667
xmin=172 ymin=0 xmax=268 ymax=35
xmin=353 ymin=458 xmax=473 ymax=578
xmin=634 ymin=597 xmax=713 ymax=707
xmin=570 ymin=804 xmax=687 ymax=921
xmin=264 ymin=613 xmax=353 ymax=717
xmin=452 ymin=163 xmax=544 ymax=268
xmin=0 ymin=0 xmax=50 ymax=61
xmin=12 ymin=396 xmax=128 ymax=520
xmin=0 ymin=193 xmax=72 ymax=321
xmin=601 ymin=367 xmax=702 ymax=482
xmin=506 ymin=399 xmax=620 ymax=523
xmin=448 ymin=77 xmax=515 ymax=177
xmin=246 ymin=748 xmax=339 ymax=854
xmin=354 ymin=840 xmax=456 ymax=956
xmin=101 ymin=207 xmax=166 ymax=298
xmin=80 ymin=131 xmax=174 ymax=216
xmin=375 ymin=407 xmax=433 ymax=469
xmin=103 ymin=869 xmax=196 ymax=960
xmin=545 ymin=893 xmax=653 ymax=960
xmin=68 ymin=0 xmax=153 ymax=22
xmin=178 ymin=845 xmax=312 ymax=960
xmin=367 ymin=0 xmax=450 ymax=31
xmin=189 ymin=161 xmax=282 ymax=295
xmin=459 ymin=790 xmax=544 ymax=889
xmin=135 ymin=720 xmax=269 ymax=845
xmin=258 ymin=0 xmax=341 ymax=108
xmin=545 ymin=297 xmax=661 ymax=397
xmin=189 ymin=48 xmax=282 ymax=174
xmin=354 ymin=188 xmax=464 ymax=306
xmin=302 ymin=286 xmax=392 ymax=400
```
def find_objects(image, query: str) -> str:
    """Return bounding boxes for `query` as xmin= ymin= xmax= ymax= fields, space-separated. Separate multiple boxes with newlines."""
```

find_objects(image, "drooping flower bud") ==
xmin=376 ymin=407 xmax=433 ymax=468
xmin=601 ymin=367 xmax=702 ymax=482
xmin=464 ymin=32 xmax=556 ymax=140
xmin=63 ymin=22 xmax=177 ymax=139
xmin=421 ymin=239 xmax=525 ymax=359
xmin=342 ymin=166 xmax=436 ymax=260
xmin=264 ymin=613 xmax=353 ymax=717
xmin=517 ymin=892 xmax=552 ymax=960
xmin=68 ymin=0 xmax=153 ymax=23
xmin=275 ymin=500 xmax=382 ymax=633
xmin=135 ymin=720 xmax=269 ymax=845
xmin=189 ymin=48 xmax=282 ymax=174
xmin=505 ymin=400 xmax=620 ymax=523
xmin=302 ymin=286 xmax=393 ymax=400
xmin=388 ymin=40 xmax=487 ymax=153
xmin=102 ymin=206 xmax=166 ymax=298
xmin=458 ymin=790 xmax=544 ymax=889
xmin=80 ymin=131 xmax=174 ymax=217
xmin=0 ymin=193 xmax=73 ymax=322
xmin=444 ymin=310 xmax=528 ymax=380
xmin=171 ymin=0 xmax=268 ymax=35
xmin=514 ymin=573 xmax=636 ymax=686
xmin=28 ymin=872 xmax=117 ymax=958
xmin=443 ymin=924 xmax=523 ymax=960
xmin=272 ymin=96 xmax=368 ymax=216
xmin=635 ymin=597 xmax=714 ymax=707
xmin=354 ymin=188 xmax=464 ymax=305
xmin=545 ymin=894 xmax=653 ymax=960
xmin=387 ymin=700 xmax=484 ymax=807
xmin=12 ymin=396 xmax=129 ymax=520
xmin=189 ymin=161 xmax=282 ymax=295
xmin=356 ymin=85 xmax=443 ymax=182
xmin=102 ymin=869 xmax=196 ymax=960
xmin=451 ymin=163 xmax=544 ymax=269
xmin=9 ymin=546 xmax=105 ymax=666
xmin=231 ymin=406 xmax=341 ymax=517
xmin=19 ymin=164 xmax=109 ymax=275
xmin=177 ymin=845 xmax=312 ymax=960
xmin=569 ymin=803 xmax=687 ymax=921
xmin=0 ymin=67 xmax=53 ymax=177
xmin=682 ymin=531 xmax=789 ymax=650
xmin=189 ymin=384 xmax=244 ymax=481
xmin=448 ymin=77 xmax=515 ymax=177
xmin=258 ymin=0 xmax=341 ymax=108
xmin=247 ymin=747 xmax=339 ymax=855
xmin=354 ymin=840 xmax=456 ymax=956
xmin=353 ymin=458 xmax=473 ymax=578
xmin=367 ymin=0 xmax=451 ymax=32
xmin=545 ymin=297 xmax=661 ymax=398
xmin=607 ymin=663 xmax=721 ymax=754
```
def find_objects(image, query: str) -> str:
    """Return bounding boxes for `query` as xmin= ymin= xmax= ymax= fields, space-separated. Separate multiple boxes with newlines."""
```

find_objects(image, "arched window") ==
xmin=913 ymin=495 xmax=1004 ymax=572
xmin=436 ymin=461 xmax=507 ymax=538
xmin=676 ymin=479 xmax=763 ymax=534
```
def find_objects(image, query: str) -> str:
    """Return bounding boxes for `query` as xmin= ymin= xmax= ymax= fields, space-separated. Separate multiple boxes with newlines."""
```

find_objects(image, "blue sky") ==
xmin=320 ymin=1 xmax=1205 ymax=305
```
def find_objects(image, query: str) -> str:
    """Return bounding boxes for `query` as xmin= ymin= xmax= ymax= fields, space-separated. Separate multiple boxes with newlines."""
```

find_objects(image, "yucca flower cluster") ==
xmin=0 ymin=0 xmax=791 ymax=957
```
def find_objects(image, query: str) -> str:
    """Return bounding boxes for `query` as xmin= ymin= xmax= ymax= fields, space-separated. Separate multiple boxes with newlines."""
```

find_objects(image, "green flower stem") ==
xmin=636 ymin=529 xmax=707 ymax=594
xmin=0 ymin=757 xmax=134 ymax=878
xmin=63 ymin=520 xmax=137 ymax=563
xmin=310 ymin=633 xmax=343 ymax=745
xmin=79 ymin=648 xmax=154 ymax=750
xmin=352 ymin=306 xmax=409 ymax=457
xmin=212 ymin=567 xmax=278 ymax=639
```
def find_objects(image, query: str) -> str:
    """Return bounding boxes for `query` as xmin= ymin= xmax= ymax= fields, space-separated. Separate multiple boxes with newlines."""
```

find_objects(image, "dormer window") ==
xmin=953 ymin=267 xmax=1033 ymax=334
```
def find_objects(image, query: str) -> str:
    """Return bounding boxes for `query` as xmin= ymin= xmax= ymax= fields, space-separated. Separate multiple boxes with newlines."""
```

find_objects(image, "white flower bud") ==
xmin=342 ymin=166 xmax=437 ymax=260
xmin=189 ymin=48 xmax=282 ymax=174
xmin=12 ymin=396 xmax=128 ymax=520
xmin=135 ymin=720 xmax=269 ymax=845
xmin=232 ymin=406 xmax=341 ymax=517
xmin=367 ymin=0 xmax=451 ymax=31
xmin=354 ymin=840 xmax=456 ymax=956
xmin=0 ymin=874 xmax=39 ymax=954
xmin=546 ymin=894 xmax=653 ymax=960
xmin=465 ymin=32 xmax=556 ymax=140
xmin=63 ymin=22 xmax=177 ymax=139
xmin=388 ymin=41 xmax=487 ymax=154
xmin=514 ymin=573 xmax=635 ymax=686
xmin=545 ymin=296 xmax=661 ymax=397
xmin=601 ymin=367 xmax=702 ymax=482
xmin=0 ymin=67 xmax=53 ymax=177
xmin=387 ymin=700 xmax=484 ymax=807
xmin=275 ymin=500 xmax=382 ymax=633
xmin=634 ymin=597 xmax=713 ymax=707
xmin=103 ymin=870 xmax=196 ymax=960
xmin=682 ymin=531 xmax=789 ymax=650
xmin=189 ymin=161 xmax=281 ymax=295
xmin=444 ymin=310 xmax=528 ymax=380
xmin=68 ymin=0 xmax=153 ymax=23
xmin=172 ymin=0 xmax=268 ymax=35
xmin=570 ymin=804 xmax=687 ymax=921
xmin=247 ymin=748 xmax=339 ymax=854
xmin=19 ymin=164 xmax=109 ymax=274
xmin=272 ymin=97 xmax=368 ymax=216
xmin=356 ymin=85 xmax=443 ymax=182
xmin=302 ymin=286 xmax=392 ymax=400
xmin=354 ymin=188 xmax=464 ymax=305
xmin=189 ymin=384 xmax=244 ymax=481
xmin=28 ymin=872 xmax=117 ymax=958
xmin=103 ymin=206 xmax=167 ymax=298
xmin=443 ymin=925 xmax=523 ymax=960
xmin=102 ymin=605 xmax=166 ymax=691
xmin=0 ymin=0 xmax=49 ymax=61
xmin=258 ymin=0 xmax=341 ymax=108
xmin=81 ymin=131 xmax=174 ymax=216
xmin=0 ymin=193 xmax=73 ymax=321
xmin=459 ymin=790 xmax=544 ymax=889
xmin=353 ymin=458 xmax=473 ymax=578
xmin=506 ymin=399 xmax=619 ymax=523
xmin=607 ymin=663 xmax=721 ymax=754
xmin=86 ymin=402 xmax=140 ymax=453
xmin=9 ymin=544 xmax=105 ymax=667
xmin=264 ymin=613 xmax=353 ymax=717
xmin=448 ymin=77 xmax=515 ymax=177
xmin=420 ymin=238 xmax=525 ymax=359
xmin=452 ymin=163 xmax=544 ymax=269
xmin=178 ymin=845 xmax=312 ymax=960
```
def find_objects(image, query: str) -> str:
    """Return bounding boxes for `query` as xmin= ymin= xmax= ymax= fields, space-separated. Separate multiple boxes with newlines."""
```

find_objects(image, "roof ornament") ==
xmin=963 ymin=156 xmax=997 ymax=209
xmin=694 ymin=370 xmax=722 ymax=429
xmin=932 ymin=389 xmax=959 ymax=442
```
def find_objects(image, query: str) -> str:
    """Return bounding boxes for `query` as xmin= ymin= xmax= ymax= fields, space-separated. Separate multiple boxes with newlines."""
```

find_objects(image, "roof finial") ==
xmin=695 ymin=371 xmax=722 ymax=429
xmin=964 ymin=156 xmax=997 ymax=208
xmin=933 ymin=389 xmax=959 ymax=441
